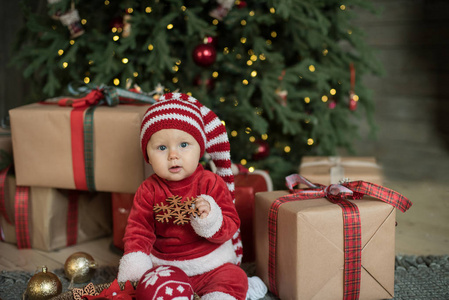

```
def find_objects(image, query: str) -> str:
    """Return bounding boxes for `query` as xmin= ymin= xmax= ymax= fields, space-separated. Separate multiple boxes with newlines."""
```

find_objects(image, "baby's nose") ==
xmin=168 ymin=149 xmax=179 ymax=160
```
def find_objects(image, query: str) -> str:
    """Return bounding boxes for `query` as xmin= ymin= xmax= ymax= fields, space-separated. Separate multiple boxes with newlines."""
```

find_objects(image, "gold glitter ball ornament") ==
xmin=64 ymin=252 xmax=97 ymax=283
xmin=26 ymin=266 xmax=62 ymax=300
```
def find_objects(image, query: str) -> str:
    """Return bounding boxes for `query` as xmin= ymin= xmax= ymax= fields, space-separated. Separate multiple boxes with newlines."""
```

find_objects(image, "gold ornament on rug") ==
xmin=25 ymin=266 xmax=62 ymax=300
xmin=64 ymin=252 xmax=97 ymax=286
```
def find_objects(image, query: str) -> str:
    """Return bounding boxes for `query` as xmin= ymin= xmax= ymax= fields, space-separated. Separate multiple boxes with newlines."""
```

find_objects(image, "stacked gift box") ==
xmin=1 ymin=91 xmax=155 ymax=251
xmin=3 ymin=92 xmax=272 ymax=257
xmin=299 ymin=156 xmax=384 ymax=185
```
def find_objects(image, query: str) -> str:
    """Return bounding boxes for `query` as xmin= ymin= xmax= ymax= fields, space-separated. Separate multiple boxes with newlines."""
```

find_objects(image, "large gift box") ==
xmin=0 ymin=175 xmax=112 ymax=251
xmin=9 ymin=102 xmax=152 ymax=193
xmin=254 ymin=177 xmax=411 ymax=299
xmin=299 ymin=156 xmax=383 ymax=185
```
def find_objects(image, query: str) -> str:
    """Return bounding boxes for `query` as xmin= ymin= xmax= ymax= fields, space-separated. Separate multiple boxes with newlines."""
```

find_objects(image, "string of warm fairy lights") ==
xmin=56 ymin=1 xmax=358 ymax=171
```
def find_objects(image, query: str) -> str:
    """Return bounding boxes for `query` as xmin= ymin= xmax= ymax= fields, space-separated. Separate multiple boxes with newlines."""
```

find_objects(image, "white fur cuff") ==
xmin=190 ymin=194 xmax=223 ymax=238
xmin=117 ymin=251 xmax=153 ymax=282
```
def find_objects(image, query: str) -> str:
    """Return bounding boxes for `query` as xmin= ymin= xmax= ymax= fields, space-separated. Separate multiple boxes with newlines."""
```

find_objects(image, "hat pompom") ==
xmin=136 ymin=265 xmax=194 ymax=300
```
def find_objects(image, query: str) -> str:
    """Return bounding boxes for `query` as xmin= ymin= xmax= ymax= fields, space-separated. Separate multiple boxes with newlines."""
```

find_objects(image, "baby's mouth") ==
xmin=169 ymin=165 xmax=182 ymax=173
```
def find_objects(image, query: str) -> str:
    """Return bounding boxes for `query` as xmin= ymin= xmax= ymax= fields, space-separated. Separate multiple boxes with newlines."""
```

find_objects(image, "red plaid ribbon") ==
xmin=14 ymin=186 xmax=31 ymax=249
xmin=268 ymin=174 xmax=412 ymax=299
xmin=0 ymin=165 xmax=13 ymax=224
xmin=66 ymin=191 xmax=79 ymax=246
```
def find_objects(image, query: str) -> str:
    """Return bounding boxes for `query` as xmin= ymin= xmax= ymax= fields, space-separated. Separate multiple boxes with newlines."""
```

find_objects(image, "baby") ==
xmin=117 ymin=93 xmax=265 ymax=299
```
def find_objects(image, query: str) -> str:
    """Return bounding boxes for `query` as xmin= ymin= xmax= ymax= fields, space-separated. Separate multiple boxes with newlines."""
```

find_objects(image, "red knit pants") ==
xmin=189 ymin=263 xmax=248 ymax=300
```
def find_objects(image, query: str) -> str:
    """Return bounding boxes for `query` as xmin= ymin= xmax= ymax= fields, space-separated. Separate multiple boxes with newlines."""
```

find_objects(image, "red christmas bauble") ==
xmin=237 ymin=1 xmax=247 ymax=8
xmin=192 ymin=44 xmax=217 ymax=67
xmin=328 ymin=100 xmax=337 ymax=109
xmin=349 ymin=92 xmax=358 ymax=111
xmin=136 ymin=266 xmax=194 ymax=300
xmin=252 ymin=140 xmax=270 ymax=161
xmin=109 ymin=16 xmax=124 ymax=30
xmin=203 ymin=36 xmax=217 ymax=46
xmin=193 ymin=75 xmax=215 ymax=90
xmin=349 ymin=99 xmax=357 ymax=111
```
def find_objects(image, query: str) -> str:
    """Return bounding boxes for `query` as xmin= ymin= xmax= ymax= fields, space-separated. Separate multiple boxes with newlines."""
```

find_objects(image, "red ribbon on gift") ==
xmin=0 ymin=164 xmax=32 ymax=248
xmin=0 ymin=165 xmax=13 ymax=225
xmin=268 ymin=174 xmax=412 ymax=299
xmin=5 ymin=183 xmax=80 ymax=249
xmin=15 ymin=186 xmax=31 ymax=249
xmin=58 ymin=89 xmax=104 ymax=108
xmin=56 ymin=86 xmax=156 ymax=191
xmin=58 ymin=89 xmax=105 ymax=191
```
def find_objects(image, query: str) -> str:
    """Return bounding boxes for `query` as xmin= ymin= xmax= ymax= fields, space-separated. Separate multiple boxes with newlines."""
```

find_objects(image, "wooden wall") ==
xmin=0 ymin=1 xmax=31 ymax=125
xmin=352 ymin=0 xmax=449 ymax=183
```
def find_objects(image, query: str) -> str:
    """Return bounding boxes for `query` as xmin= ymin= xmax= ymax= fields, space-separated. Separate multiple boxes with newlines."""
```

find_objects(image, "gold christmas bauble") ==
xmin=26 ymin=266 xmax=62 ymax=300
xmin=64 ymin=252 xmax=97 ymax=283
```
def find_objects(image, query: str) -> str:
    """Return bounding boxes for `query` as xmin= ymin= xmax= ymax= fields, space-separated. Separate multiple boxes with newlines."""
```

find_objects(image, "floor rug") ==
xmin=1 ymin=255 xmax=447 ymax=300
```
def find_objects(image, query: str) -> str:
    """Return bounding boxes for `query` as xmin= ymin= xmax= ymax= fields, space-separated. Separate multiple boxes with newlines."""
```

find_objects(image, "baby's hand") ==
xmin=195 ymin=197 xmax=211 ymax=219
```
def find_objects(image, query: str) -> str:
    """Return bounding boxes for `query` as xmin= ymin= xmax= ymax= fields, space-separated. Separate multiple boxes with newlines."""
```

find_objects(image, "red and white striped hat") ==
xmin=140 ymin=93 xmax=242 ymax=263
xmin=140 ymin=93 xmax=234 ymax=198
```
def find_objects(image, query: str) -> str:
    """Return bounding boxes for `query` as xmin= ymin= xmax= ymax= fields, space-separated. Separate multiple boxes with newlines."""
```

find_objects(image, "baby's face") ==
xmin=146 ymin=129 xmax=201 ymax=181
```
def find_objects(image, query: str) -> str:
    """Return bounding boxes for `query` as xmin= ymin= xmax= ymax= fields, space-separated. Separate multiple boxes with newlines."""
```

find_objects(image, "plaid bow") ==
xmin=268 ymin=174 xmax=412 ymax=299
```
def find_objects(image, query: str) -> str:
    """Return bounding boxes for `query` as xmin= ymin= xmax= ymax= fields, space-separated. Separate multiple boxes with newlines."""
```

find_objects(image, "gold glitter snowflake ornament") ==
xmin=154 ymin=196 xmax=199 ymax=225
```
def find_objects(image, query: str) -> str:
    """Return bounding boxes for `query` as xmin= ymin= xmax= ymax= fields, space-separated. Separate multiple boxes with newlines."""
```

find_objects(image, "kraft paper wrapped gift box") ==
xmin=0 ymin=175 xmax=112 ymax=251
xmin=255 ymin=190 xmax=397 ymax=300
xmin=299 ymin=156 xmax=383 ymax=186
xmin=9 ymin=102 xmax=152 ymax=193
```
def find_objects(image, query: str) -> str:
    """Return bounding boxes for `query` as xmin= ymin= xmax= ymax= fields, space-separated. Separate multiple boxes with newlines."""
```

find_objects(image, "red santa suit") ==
xmin=118 ymin=164 xmax=248 ymax=299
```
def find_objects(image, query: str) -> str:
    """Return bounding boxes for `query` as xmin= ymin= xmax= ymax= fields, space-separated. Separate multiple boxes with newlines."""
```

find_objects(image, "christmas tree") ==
xmin=11 ymin=0 xmax=382 ymax=187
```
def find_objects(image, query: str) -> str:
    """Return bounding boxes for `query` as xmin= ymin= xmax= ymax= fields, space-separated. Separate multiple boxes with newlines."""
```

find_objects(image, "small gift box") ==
xmin=0 ymin=175 xmax=112 ymax=251
xmin=111 ymin=192 xmax=135 ymax=252
xmin=234 ymin=170 xmax=272 ymax=262
xmin=9 ymin=101 xmax=153 ymax=193
xmin=299 ymin=156 xmax=383 ymax=186
xmin=254 ymin=175 xmax=411 ymax=299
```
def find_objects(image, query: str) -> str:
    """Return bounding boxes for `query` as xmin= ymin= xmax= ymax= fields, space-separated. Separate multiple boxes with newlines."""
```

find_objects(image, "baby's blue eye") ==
xmin=158 ymin=145 xmax=167 ymax=151
xmin=180 ymin=142 xmax=188 ymax=148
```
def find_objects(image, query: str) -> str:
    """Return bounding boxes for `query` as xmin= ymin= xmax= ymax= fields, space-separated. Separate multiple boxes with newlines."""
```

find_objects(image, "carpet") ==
xmin=1 ymin=255 xmax=448 ymax=300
